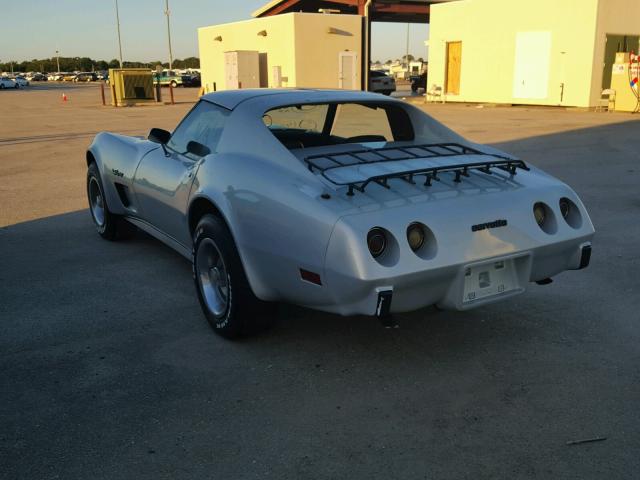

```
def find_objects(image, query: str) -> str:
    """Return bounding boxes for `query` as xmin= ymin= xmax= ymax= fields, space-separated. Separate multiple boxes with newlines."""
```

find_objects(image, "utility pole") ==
xmin=56 ymin=50 xmax=60 ymax=73
xmin=405 ymin=23 xmax=410 ymax=70
xmin=115 ymin=0 xmax=123 ymax=68
xmin=165 ymin=0 xmax=174 ymax=71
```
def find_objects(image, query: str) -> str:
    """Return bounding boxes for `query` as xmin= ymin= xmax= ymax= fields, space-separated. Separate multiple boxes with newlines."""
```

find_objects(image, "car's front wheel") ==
xmin=170 ymin=80 xmax=177 ymax=88
xmin=193 ymin=214 xmax=275 ymax=339
xmin=87 ymin=162 xmax=135 ymax=240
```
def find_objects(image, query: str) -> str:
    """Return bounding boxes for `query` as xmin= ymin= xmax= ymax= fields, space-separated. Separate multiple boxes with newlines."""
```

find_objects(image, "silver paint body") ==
xmin=88 ymin=89 xmax=594 ymax=316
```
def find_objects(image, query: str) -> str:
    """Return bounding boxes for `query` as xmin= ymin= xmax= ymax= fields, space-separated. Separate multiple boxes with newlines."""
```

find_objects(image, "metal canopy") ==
xmin=253 ymin=0 xmax=439 ymax=23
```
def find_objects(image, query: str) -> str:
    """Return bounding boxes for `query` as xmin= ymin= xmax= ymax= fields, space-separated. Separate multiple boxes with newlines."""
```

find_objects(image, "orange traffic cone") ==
xmin=62 ymin=93 xmax=67 ymax=102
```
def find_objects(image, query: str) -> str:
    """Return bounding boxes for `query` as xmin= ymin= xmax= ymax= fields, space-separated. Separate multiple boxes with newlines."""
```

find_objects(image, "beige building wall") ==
xmin=292 ymin=14 xmax=362 ymax=89
xmin=428 ymin=0 xmax=601 ymax=107
xmin=198 ymin=13 xmax=362 ymax=93
xmin=198 ymin=15 xmax=297 ymax=93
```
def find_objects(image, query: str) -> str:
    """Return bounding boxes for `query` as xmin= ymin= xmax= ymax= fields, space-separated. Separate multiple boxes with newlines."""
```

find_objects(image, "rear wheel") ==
xmin=193 ymin=214 xmax=275 ymax=338
xmin=170 ymin=80 xmax=178 ymax=88
xmin=87 ymin=162 xmax=135 ymax=240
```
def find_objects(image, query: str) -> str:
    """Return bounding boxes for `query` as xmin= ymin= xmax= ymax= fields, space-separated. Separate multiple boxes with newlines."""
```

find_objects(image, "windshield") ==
xmin=263 ymin=102 xmax=414 ymax=149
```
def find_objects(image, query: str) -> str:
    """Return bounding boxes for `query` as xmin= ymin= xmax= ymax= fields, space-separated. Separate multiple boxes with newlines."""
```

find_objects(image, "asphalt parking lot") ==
xmin=1 ymin=83 xmax=639 ymax=479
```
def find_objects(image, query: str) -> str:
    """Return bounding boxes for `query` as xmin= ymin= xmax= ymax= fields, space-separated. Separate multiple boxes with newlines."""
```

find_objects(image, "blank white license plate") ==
xmin=463 ymin=259 xmax=519 ymax=303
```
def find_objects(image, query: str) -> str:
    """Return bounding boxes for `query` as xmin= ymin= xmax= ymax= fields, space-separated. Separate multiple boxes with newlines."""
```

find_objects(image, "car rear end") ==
xmin=369 ymin=71 xmax=396 ymax=96
xmin=319 ymin=165 xmax=594 ymax=317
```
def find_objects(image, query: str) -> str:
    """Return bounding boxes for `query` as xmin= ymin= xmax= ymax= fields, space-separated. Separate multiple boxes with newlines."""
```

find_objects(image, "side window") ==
xmin=167 ymin=101 xmax=230 ymax=156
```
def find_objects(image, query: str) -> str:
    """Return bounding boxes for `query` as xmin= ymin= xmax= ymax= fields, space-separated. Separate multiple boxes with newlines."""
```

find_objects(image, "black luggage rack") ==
xmin=303 ymin=143 xmax=529 ymax=196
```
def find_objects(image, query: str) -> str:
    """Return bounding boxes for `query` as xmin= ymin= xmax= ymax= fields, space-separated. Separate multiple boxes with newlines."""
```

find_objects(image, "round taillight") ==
xmin=533 ymin=202 xmax=546 ymax=227
xmin=407 ymin=223 xmax=425 ymax=251
xmin=558 ymin=197 xmax=582 ymax=229
xmin=367 ymin=228 xmax=387 ymax=258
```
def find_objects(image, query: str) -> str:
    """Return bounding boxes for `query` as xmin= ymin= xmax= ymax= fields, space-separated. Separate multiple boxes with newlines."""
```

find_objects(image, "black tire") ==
xmin=86 ymin=162 xmax=135 ymax=240
xmin=193 ymin=214 xmax=275 ymax=339
xmin=411 ymin=85 xmax=418 ymax=93
xmin=170 ymin=80 xmax=177 ymax=88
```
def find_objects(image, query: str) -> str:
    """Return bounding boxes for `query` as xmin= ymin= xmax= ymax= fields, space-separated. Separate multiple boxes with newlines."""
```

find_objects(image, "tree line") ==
xmin=373 ymin=55 xmax=425 ymax=65
xmin=0 ymin=56 xmax=200 ymax=73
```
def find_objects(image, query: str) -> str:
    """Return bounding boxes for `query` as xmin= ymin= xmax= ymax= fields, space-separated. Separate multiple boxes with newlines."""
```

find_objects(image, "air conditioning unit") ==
xmin=109 ymin=68 xmax=155 ymax=106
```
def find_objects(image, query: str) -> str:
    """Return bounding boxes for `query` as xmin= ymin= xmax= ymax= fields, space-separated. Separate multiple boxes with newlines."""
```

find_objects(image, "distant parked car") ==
xmin=185 ymin=73 xmax=201 ymax=87
xmin=63 ymin=73 xmax=78 ymax=81
xmin=48 ymin=73 xmax=65 ymax=81
xmin=14 ymin=76 xmax=30 ymax=87
xmin=368 ymin=70 xmax=396 ymax=96
xmin=0 ymin=77 xmax=18 ymax=89
xmin=96 ymin=71 xmax=109 ymax=81
xmin=74 ymin=72 xmax=97 ymax=82
xmin=27 ymin=73 xmax=47 ymax=81
xmin=154 ymin=71 xmax=191 ymax=88
xmin=411 ymin=72 xmax=427 ymax=93
xmin=1 ymin=77 xmax=16 ymax=89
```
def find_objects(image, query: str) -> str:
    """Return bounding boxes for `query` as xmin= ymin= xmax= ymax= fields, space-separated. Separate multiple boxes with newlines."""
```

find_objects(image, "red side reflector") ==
xmin=300 ymin=269 xmax=322 ymax=285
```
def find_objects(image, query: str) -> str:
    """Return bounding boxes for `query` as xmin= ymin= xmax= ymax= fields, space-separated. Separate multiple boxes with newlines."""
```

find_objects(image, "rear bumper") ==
xmin=315 ymin=238 xmax=593 ymax=317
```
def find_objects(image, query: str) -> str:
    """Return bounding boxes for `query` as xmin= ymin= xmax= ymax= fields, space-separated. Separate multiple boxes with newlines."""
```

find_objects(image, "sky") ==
xmin=0 ymin=0 xmax=429 ymax=63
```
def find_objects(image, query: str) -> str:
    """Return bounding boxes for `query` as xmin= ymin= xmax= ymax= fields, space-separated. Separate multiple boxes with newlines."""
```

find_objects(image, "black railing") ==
xmin=303 ymin=143 xmax=529 ymax=196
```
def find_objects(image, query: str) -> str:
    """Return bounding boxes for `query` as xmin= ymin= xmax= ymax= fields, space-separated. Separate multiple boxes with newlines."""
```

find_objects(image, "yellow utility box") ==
xmin=109 ymin=68 xmax=155 ymax=107
xmin=609 ymin=53 xmax=640 ymax=112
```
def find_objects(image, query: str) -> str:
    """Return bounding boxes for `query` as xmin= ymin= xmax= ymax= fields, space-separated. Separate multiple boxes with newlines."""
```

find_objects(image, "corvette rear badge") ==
xmin=471 ymin=219 xmax=508 ymax=232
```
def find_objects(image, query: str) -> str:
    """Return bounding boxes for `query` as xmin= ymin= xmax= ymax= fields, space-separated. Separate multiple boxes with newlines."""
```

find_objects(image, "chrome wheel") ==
xmin=196 ymin=238 xmax=229 ymax=317
xmin=88 ymin=177 xmax=105 ymax=227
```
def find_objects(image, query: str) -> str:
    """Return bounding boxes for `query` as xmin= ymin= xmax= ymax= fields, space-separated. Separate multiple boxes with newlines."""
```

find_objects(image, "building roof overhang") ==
xmin=252 ymin=0 xmax=452 ymax=23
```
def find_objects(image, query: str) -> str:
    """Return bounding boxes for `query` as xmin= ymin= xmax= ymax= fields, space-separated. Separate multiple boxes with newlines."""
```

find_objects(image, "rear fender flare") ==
xmin=86 ymin=144 xmax=126 ymax=216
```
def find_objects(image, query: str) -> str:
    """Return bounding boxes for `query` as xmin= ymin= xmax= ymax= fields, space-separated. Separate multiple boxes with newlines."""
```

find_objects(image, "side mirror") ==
xmin=148 ymin=128 xmax=171 ymax=144
xmin=186 ymin=140 xmax=211 ymax=158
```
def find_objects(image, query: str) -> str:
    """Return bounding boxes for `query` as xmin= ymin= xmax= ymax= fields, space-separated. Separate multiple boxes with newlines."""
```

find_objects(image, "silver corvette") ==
xmin=86 ymin=89 xmax=594 ymax=337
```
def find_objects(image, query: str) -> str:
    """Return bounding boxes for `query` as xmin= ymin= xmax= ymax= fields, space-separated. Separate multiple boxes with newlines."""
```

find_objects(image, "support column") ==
xmin=360 ymin=0 xmax=372 ymax=91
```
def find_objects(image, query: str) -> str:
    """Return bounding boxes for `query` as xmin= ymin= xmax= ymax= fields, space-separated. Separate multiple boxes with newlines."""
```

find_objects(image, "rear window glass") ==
xmin=263 ymin=102 xmax=413 ymax=149
xmin=263 ymin=104 xmax=329 ymax=134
